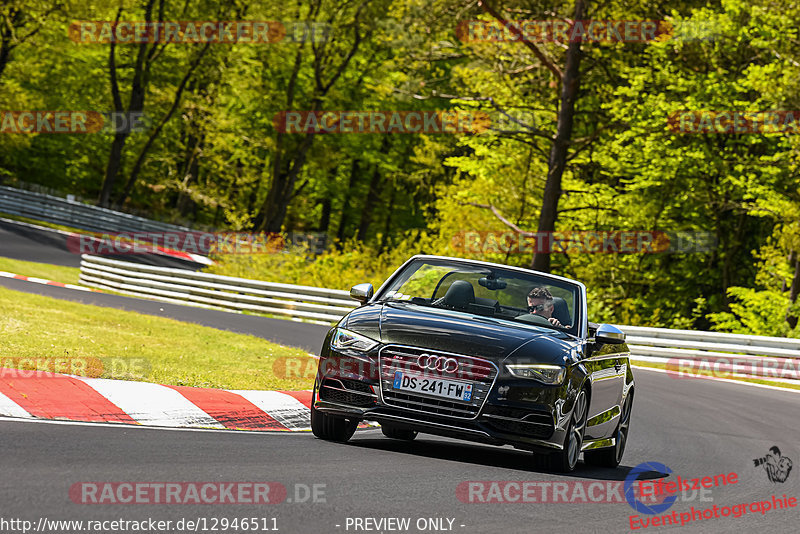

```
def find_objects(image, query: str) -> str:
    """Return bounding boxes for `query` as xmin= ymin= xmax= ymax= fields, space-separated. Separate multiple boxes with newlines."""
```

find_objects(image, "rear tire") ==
xmin=535 ymin=388 xmax=588 ymax=473
xmin=380 ymin=424 xmax=417 ymax=441
xmin=584 ymin=391 xmax=633 ymax=468
xmin=311 ymin=403 xmax=358 ymax=443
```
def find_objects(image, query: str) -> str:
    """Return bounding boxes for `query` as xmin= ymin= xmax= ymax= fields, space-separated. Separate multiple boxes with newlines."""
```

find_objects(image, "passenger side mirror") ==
xmin=349 ymin=283 xmax=374 ymax=305
xmin=595 ymin=324 xmax=626 ymax=344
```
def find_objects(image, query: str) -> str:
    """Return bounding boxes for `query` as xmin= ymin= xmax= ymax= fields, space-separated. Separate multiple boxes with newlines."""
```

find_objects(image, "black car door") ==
xmin=582 ymin=340 xmax=627 ymax=440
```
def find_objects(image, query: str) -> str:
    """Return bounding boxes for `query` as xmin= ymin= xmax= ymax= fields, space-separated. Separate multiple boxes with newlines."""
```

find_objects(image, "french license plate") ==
xmin=392 ymin=371 xmax=473 ymax=402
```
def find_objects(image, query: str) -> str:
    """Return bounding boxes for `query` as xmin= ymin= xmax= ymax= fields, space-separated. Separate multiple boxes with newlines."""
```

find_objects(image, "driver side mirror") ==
xmin=595 ymin=324 xmax=626 ymax=344
xmin=349 ymin=283 xmax=373 ymax=305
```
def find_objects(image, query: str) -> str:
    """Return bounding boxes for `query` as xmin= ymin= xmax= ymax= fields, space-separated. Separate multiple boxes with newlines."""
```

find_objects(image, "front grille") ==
xmin=482 ymin=406 xmax=554 ymax=438
xmin=339 ymin=379 xmax=373 ymax=393
xmin=485 ymin=419 xmax=554 ymax=439
xmin=319 ymin=378 xmax=376 ymax=408
xmin=378 ymin=345 xmax=498 ymax=419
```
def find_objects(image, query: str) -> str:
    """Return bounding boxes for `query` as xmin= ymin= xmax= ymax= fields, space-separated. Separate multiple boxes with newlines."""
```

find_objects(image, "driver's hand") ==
xmin=548 ymin=317 xmax=563 ymax=327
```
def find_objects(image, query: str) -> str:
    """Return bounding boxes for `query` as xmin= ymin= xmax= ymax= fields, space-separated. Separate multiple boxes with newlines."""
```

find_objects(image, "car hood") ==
xmin=344 ymin=302 xmax=577 ymax=365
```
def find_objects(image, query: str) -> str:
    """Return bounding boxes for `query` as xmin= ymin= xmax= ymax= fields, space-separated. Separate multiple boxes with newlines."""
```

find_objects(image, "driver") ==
xmin=527 ymin=287 xmax=569 ymax=328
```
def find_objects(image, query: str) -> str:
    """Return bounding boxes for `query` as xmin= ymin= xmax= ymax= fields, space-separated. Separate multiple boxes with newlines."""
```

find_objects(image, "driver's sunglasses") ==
xmin=528 ymin=303 xmax=550 ymax=313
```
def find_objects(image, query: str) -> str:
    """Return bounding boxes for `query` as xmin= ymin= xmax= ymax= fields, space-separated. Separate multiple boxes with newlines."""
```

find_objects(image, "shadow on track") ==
xmin=346 ymin=434 xmax=668 ymax=480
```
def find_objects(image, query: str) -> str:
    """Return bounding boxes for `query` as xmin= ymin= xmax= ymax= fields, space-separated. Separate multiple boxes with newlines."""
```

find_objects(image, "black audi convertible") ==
xmin=311 ymin=255 xmax=634 ymax=472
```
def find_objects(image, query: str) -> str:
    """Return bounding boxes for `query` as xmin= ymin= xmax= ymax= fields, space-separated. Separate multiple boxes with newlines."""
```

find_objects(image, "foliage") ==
xmin=206 ymin=230 xmax=447 ymax=290
xmin=708 ymin=287 xmax=800 ymax=337
xmin=1 ymin=0 xmax=799 ymax=335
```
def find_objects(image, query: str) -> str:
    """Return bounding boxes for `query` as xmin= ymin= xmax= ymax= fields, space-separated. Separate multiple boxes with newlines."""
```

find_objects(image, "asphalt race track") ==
xmin=0 ymin=370 xmax=797 ymax=533
xmin=0 ymin=219 xmax=79 ymax=267
xmin=1 ymin=221 xmax=798 ymax=533
xmin=0 ymin=218 xmax=205 ymax=270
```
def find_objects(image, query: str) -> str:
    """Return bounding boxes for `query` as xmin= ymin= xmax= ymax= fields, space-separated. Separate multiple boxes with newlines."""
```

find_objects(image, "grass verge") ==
xmin=0 ymin=257 xmax=81 ymax=285
xmin=0 ymin=286 xmax=316 ymax=390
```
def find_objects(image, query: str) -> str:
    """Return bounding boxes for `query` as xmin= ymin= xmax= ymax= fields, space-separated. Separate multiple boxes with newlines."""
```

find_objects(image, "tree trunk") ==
xmin=98 ymin=132 xmax=129 ymax=207
xmin=319 ymin=197 xmax=332 ymax=234
xmin=115 ymin=41 xmax=211 ymax=208
xmin=0 ymin=38 xmax=12 ymax=82
xmin=253 ymin=1 xmax=369 ymax=233
xmin=97 ymin=2 xmax=155 ymax=207
xmin=213 ymin=204 xmax=222 ymax=226
xmin=318 ymin=165 xmax=337 ymax=233
xmin=531 ymin=0 xmax=585 ymax=273
xmin=176 ymin=131 xmax=202 ymax=215
xmin=379 ymin=186 xmax=396 ymax=252
xmin=787 ymin=251 xmax=799 ymax=329
xmin=356 ymin=166 xmax=384 ymax=242
xmin=258 ymin=134 xmax=315 ymax=233
xmin=336 ymin=159 xmax=360 ymax=242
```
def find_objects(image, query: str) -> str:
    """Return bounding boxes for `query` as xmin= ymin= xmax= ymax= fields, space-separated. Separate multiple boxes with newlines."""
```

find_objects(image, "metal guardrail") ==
xmin=621 ymin=326 xmax=800 ymax=382
xmin=0 ymin=185 xmax=191 ymax=235
xmin=0 ymin=186 xmax=329 ymax=255
xmin=78 ymin=255 xmax=800 ymax=379
xmin=622 ymin=324 xmax=799 ymax=352
xmin=79 ymin=255 xmax=357 ymax=323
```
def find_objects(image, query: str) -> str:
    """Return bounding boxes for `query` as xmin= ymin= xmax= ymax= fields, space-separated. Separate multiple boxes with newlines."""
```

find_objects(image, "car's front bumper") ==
xmin=314 ymin=347 xmax=578 ymax=453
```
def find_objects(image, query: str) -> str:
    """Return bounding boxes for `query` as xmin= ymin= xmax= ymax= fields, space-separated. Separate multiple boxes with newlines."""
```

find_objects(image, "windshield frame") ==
xmin=370 ymin=255 xmax=588 ymax=339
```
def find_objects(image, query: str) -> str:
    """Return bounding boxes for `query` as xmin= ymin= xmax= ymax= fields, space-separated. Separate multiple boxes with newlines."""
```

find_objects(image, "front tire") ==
xmin=585 ymin=391 xmax=633 ymax=468
xmin=311 ymin=403 xmax=358 ymax=442
xmin=535 ymin=388 xmax=588 ymax=473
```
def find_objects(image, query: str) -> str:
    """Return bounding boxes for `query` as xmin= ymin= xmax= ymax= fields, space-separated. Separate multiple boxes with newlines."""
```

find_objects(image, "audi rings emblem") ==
xmin=417 ymin=354 xmax=459 ymax=373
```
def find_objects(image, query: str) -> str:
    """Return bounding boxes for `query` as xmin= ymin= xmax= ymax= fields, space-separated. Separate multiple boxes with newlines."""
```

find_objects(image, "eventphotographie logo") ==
xmin=625 ymin=462 xmax=678 ymax=515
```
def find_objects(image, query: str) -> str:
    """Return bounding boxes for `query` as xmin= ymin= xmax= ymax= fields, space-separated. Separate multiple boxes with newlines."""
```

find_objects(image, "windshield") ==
xmin=379 ymin=258 xmax=581 ymax=335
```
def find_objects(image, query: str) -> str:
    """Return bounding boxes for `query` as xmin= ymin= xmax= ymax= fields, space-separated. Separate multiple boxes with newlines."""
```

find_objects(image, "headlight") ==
xmin=330 ymin=328 xmax=379 ymax=352
xmin=506 ymin=364 xmax=566 ymax=385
